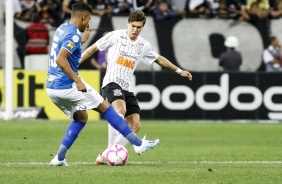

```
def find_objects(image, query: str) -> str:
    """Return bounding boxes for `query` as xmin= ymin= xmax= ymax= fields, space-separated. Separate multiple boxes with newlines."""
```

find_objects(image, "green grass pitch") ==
xmin=0 ymin=120 xmax=282 ymax=184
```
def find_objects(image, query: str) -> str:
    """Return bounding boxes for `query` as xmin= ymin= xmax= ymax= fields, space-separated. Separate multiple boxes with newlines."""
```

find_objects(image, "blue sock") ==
xmin=103 ymin=106 xmax=142 ymax=146
xmin=57 ymin=120 xmax=86 ymax=161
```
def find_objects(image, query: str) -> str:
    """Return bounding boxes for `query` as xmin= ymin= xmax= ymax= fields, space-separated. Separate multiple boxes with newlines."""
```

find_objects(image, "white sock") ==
xmin=114 ymin=133 xmax=130 ymax=147
xmin=108 ymin=124 xmax=120 ymax=147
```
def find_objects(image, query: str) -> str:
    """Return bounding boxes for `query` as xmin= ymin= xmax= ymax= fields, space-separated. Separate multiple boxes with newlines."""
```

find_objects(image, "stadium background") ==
xmin=0 ymin=7 xmax=282 ymax=121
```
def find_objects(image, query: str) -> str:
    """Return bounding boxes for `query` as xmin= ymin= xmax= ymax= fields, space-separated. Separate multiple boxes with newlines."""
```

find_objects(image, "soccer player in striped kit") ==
xmin=81 ymin=10 xmax=192 ymax=164
xmin=47 ymin=2 xmax=159 ymax=166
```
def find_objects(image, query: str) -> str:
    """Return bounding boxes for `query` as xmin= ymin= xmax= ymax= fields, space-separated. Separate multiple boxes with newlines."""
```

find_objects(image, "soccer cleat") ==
xmin=133 ymin=135 xmax=160 ymax=155
xmin=95 ymin=152 xmax=108 ymax=165
xmin=50 ymin=155 xmax=69 ymax=167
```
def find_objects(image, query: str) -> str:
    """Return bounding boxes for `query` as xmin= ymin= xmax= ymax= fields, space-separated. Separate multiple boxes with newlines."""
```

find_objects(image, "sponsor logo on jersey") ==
xmin=116 ymin=55 xmax=135 ymax=69
xmin=47 ymin=75 xmax=56 ymax=82
xmin=113 ymin=89 xmax=122 ymax=96
xmin=67 ymin=41 xmax=75 ymax=50
xmin=120 ymin=51 xmax=138 ymax=60
xmin=116 ymin=77 xmax=129 ymax=89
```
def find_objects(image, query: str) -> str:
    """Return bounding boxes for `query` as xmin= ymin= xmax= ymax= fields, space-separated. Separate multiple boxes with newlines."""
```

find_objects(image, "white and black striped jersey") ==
xmin=96 ymin=29 xmax=159 ymax=92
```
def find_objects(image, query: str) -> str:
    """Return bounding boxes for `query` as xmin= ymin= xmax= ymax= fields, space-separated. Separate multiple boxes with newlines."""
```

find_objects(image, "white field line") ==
xmin=0 ymin=161 xmax=282 ymax=166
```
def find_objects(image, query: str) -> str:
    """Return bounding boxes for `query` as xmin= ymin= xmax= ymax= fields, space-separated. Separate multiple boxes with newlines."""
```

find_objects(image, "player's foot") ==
xmin=95 ymin=152 xmax=108 ymax=165
xmin=133 ymin=135 xmax=160 ymax=155
xmin=50 ymin=155 xmax=69 ymax=167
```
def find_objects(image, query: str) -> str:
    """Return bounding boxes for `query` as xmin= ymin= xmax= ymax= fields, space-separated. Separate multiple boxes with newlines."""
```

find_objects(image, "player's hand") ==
xmin=81 ymin=26 xmax=91 ymax=45
xmin=76 ymin=79 xmax=87 ymax=92
xmin=180 ymin=70 xmax=192 ymax=81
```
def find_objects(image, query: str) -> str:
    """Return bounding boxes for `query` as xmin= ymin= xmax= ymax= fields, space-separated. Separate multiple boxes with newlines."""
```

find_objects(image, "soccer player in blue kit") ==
xmin=46 ymin=1 xmax=159 ymax=166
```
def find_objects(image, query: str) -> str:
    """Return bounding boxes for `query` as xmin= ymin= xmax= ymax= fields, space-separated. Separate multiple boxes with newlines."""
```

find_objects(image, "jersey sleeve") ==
xmin=96 ymin=31 xmax=115 ymax=51
xmin=62 ymin=33 xmax=81 ymax=54
xmin=142 ymin=42 xmax=159 ymax=64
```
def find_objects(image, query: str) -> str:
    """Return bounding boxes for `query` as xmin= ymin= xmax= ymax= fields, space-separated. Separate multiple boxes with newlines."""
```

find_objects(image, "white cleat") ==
xmin=95 ymin=152 xmax=108 ymax=165
xmin=50 ymin=155 xmax=69 ymax=167
xmin=133 ymin=135 xmax=160 ymax=155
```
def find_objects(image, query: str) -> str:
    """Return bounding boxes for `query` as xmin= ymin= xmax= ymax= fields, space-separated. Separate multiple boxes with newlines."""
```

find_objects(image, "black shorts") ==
xmin=102 ymin=82 xmax=140 ymax=117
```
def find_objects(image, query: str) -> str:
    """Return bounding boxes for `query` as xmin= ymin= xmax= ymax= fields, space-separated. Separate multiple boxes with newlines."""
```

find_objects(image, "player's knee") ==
xmin=115 ymin=107 xmax=126 ymax=117
xmin=95 ymin=101 xmax=110 ymax=114
xmin=73 ymin=110 xmax=88 ymax=122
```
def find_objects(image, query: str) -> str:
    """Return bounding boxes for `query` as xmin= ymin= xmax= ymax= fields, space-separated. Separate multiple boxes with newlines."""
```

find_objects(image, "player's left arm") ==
xmin=155 ymin=55 xmax=192 ymax=81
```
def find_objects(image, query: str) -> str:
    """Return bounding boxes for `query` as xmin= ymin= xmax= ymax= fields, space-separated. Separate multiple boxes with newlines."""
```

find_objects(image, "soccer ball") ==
xmin=104 ymin=144 xmax=129 ymax=166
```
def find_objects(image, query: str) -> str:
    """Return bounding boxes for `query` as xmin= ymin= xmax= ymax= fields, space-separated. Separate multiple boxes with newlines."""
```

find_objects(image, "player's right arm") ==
xmin=56 ymin=48 xmax=86 ymax=92
xmin=80 ymin=31 xmax=115 ymax=64
xmin=80 ymin=43 xmax=99 ymax=64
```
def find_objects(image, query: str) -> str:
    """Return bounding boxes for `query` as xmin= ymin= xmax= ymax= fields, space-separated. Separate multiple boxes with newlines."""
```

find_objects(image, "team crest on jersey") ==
xmin=136 ymin=44 xmax=144 ymax=55
xmin=121 ymin=37 xmax=127 ymax=46
xmin=113 ymin=89 xmax=122 ymax=96
xmin=72 ymin=35 xmax=79 ymax=43
xmin=67 ymin=41 xmax=75 ymax=50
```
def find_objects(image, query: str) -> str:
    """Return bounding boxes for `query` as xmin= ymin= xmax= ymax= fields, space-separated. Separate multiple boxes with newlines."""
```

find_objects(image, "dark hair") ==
xmin=72 ymin=1 xmax=92 ymax=14
xmin=128 ymin=10 xmax=146 ymax=26
xmin=31 ymin=13 xmax=41 ymax=23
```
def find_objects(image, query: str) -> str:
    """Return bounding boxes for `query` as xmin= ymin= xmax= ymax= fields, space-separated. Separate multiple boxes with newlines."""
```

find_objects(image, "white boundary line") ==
xmin=0 ymin=161 xmax=282 ymax=165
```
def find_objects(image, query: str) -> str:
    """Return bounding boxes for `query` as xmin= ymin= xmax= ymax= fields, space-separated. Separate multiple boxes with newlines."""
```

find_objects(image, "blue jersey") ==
xmin=46 ymin=22 xmax=82 ymax=89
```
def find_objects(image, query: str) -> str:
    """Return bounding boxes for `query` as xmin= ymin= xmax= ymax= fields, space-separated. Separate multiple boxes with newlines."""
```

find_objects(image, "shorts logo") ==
xmin=113 ymin=89 xmax=122 ymax=96
xmin=67 ymin=41 xmax=75 ymax=50
xmin=78 ymin=105 xmax=87 ymax=110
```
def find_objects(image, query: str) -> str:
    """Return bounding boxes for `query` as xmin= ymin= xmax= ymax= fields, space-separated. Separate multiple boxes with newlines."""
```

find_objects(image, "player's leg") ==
xmin=76 ymin=81 xmax=142 ymax=146
xmin=114 ymin=92 xmax=141 ymax=146
xmin=96 ymin=106 xmax=156 ymax=164
xmin=47 ymin=87 xmax=89 ymax=166
xmin=107 ymin=99 xmax=127 ymax=147
xmin=79 ymin=81 xmax=159 ymax=159
xmin=101 ymin=83 xmax=127 ymax=147
xmin=95 ymin=101 xmax=143 ymax=146
xmin=113 ymin=113 xmax=140 ymax=146
xmin=95 ymin=101 xmax=160 ymax=155
xmin=54 ymin=110 xmax=88 ymax=163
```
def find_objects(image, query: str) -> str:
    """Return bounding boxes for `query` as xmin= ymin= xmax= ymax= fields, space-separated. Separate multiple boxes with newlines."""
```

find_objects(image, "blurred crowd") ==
xmin=2 ymin=0 xmax=282 ymax=26
xmin=2 ymin=0 xmax=282 ymax=72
